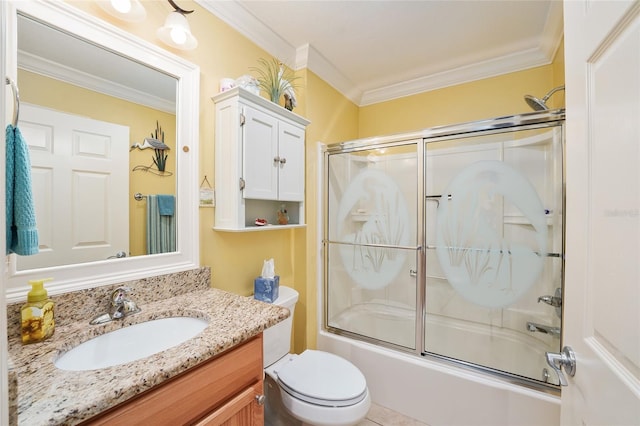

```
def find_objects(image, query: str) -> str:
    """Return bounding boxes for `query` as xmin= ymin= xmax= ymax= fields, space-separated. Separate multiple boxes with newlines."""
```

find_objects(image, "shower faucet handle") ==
xmin=538 ymin=294 xmax=562 ymax=307
xmin=538 ymin=287 xmax=562 ymax=308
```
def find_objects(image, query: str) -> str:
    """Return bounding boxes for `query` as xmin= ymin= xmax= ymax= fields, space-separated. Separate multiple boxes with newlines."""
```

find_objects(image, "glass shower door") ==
xmin=325 ymin=142 xmax=420 ymax=349
xmin=424 ymin=125 xmax=564 ymax=385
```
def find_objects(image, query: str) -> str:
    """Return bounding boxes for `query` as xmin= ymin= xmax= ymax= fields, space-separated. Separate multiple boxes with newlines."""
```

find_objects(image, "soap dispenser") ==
xmin=21 ymin=278 xmax=55 ymax=344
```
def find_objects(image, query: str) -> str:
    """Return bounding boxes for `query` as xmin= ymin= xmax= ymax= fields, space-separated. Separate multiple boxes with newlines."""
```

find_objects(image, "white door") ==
xmin=15 ymin=104 xmax=129 ymax=270
xmin=563 ymin=1 xmax=640 ymax=424
xmin=277 ymin=120 xmax=305 ymax=202
xmin=242 ymin=105 xmax=279 ymax=200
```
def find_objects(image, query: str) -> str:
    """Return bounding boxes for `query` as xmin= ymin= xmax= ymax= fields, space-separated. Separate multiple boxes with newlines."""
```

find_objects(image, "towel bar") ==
xmin=5 ymin=77 xmax=20 ymax=127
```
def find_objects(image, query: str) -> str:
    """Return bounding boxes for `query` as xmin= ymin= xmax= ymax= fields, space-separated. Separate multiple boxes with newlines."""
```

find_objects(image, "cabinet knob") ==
xmin=279 ymin=157 xmax=287 ymax=164
xmin=273 ymin=156 xmax=280 ymax=164
xmin=255 ymin=394 xmax=266 ymax=406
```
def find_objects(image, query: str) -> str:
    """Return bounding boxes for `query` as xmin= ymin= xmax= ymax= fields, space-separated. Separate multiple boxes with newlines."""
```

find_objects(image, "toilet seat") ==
xmin=276 ymin=350 xmax=367 ymax=407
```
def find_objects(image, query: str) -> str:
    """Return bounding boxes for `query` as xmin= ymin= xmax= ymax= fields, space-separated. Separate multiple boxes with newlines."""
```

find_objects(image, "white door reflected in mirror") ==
xmin=17 ymin=104 xmax=130 ymax=270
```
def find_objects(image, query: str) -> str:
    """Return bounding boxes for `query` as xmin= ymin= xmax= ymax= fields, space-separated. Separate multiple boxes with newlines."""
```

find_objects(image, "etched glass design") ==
xmin=326 ymin=143 xmax=419 ymax=349
xmin=336 ymin=169 xmax=411 ymax=290
xmin=424 ymin=126 xmax=564 ymax=385
xmin=435 ymin=160 xmax=547 ymax=308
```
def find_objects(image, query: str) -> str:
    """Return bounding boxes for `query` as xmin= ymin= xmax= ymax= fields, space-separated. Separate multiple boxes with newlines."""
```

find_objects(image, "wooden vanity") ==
xmin=84 ymin=335 xmax=264 ymax=426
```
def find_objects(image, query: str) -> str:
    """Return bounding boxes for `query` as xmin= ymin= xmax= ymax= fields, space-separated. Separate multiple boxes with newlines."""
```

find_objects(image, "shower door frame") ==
xmin=322 ymin=109 xmax=566 ymax=393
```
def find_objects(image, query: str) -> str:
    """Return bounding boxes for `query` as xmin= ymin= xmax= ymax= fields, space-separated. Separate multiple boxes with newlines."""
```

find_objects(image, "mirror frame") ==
xmin=5 ymin=0 xmax=200 ymax=302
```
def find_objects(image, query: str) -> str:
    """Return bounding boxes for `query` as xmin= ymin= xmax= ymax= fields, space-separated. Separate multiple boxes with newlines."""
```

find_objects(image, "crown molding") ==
xmin=538 ymin=0 xmax=565 ymax=61
xmin=197 ymin=0 xmax=563 ymax=107
xmin=359 ymin=47 xmax=550 ymax=106
xmin=18 ymin=51 xmax=175 ymax=114
xmin=196 ymin=0 xmax=297 ymax=65
xmin=295 ymin=43 xmax=362 ymax=105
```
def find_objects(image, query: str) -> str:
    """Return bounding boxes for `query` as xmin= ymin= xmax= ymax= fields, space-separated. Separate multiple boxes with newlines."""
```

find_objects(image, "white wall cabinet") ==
xmin=213 ymin=87 xmax=310 ymax=231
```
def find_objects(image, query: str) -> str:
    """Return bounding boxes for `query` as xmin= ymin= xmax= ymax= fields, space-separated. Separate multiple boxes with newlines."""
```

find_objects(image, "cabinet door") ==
xmin=195 ymin=381 xmax=264 ymax=426
xmin=277 ymin=121 xmax=305 ymax=202
xmin=243 ymin=106 xmax=279 ymax=200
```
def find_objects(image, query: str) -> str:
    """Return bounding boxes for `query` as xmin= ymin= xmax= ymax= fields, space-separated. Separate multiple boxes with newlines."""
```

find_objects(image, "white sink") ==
xmin=54 ymin=317 xmax=208 ymax=371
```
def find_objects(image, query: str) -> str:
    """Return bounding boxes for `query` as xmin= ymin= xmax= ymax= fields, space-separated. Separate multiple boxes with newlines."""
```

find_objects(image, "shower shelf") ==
xmin=351 ymin=212 xmax=375 ymax=221
xmin=503 ymin=215 xmax=556 ymax=226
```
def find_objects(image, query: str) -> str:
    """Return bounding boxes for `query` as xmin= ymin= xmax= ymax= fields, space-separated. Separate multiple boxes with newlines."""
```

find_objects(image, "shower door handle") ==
xmin=545 ymin=346 xmax=576 ymax=386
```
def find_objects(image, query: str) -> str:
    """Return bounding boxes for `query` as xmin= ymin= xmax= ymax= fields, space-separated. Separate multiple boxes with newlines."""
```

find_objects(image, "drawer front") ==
xmin=85 ymin=334 xmax=263 ymax=425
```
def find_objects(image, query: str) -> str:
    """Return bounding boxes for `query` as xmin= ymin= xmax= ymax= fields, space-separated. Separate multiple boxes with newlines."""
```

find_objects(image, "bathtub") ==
xmin=319 ymin=304 xmax=561 ymax=426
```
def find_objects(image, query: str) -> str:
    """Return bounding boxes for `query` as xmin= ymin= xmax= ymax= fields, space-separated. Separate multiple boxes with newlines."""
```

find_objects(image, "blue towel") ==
xmin=146 ymin=195 xmax=176 ymax=254
xmin=156 ymin=194 xmax=175 ymax=216
xmin=5 ymin=125 xmax=39 ymax=255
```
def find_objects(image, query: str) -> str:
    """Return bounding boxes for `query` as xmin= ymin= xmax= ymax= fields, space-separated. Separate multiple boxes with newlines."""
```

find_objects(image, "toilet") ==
xmin=263 ymin=286 xmax=371 ymax=426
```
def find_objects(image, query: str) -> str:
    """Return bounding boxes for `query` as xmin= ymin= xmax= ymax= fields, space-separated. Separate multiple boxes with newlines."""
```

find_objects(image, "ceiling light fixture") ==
xmin=157 ymin=0 xmax=198 ymax=50
xmin=96 ymin=0 xmax=147 ymax=23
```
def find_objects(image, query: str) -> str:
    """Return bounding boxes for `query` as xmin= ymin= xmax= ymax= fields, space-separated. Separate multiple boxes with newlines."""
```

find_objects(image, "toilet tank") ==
xmin=263 ymin=286 xmax=298 ymax=368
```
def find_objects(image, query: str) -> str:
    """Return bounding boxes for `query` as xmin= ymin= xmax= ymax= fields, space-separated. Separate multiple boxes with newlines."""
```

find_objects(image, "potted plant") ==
xmin=251 ymin=57 xmax=299 ymax=110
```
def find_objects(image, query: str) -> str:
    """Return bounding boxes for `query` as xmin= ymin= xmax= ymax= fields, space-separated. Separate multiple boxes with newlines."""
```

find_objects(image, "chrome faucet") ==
xmin=537 ymin=288 xmax=563 ymax=318
xmin=526 ymin=321 xmax=561 ymax=337
xmin=537 ymin=294 xmax=562 ymax=307
xmin=90 ymin=286 xmax=141 ymax=325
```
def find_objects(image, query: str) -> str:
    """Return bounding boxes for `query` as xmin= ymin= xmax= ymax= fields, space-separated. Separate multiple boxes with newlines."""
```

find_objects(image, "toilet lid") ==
xmin=276 ymin=350 xmax=367 ymax=407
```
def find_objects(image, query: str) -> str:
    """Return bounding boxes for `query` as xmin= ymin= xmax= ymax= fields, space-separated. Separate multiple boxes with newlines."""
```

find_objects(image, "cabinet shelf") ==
xmin=213 ymin=224 xmax=307 ymax=232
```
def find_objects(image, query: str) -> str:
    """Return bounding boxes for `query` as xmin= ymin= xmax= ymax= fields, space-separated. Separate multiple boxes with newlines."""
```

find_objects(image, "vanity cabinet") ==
xmin=213 ymin=87 xmax=310 ymax=231
xmin=83 ymin=334 xmax=264 ymax=426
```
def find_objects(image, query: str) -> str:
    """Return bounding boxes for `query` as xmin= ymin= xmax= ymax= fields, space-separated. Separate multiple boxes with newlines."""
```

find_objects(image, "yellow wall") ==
xmin=17 ymin=69 xmax=175 ymax=256
xmin=298 ymin=70 xmax=359 ymax=352
xmin=65 ymin=1 xmax=564 ymax=354
xmin=551 ymin=39 xmax=566 ymax=109
xmin=358 ymin=64 xmax=559 ymax=138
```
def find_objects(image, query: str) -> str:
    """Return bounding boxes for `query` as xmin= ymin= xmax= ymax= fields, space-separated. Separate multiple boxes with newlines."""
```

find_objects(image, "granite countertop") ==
xmin=7 ymin=280 xmax=289 ymax=425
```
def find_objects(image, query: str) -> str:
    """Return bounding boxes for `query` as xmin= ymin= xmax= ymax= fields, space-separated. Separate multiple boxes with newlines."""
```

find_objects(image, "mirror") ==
xmin=16 ymin=13 xmax=178 ymax=270
xmin=5 ymin=1 xmax=200 ymax=302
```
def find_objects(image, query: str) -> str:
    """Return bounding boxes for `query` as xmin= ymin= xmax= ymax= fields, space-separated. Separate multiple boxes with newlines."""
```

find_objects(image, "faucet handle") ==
xmin=538 ymin=295 xmax=562 ymax=307
xmin=538 ymin=287 xmax=563 ymax=308
xmin=111 ymin=286 xmax=132 ymax=305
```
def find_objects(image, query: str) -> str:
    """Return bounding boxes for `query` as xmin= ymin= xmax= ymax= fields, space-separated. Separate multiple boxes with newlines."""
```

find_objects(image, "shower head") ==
xmin=524 ymin=94 xmax=549 ymax=111
xmin=524 ymin=85 xmax=565 ymax=111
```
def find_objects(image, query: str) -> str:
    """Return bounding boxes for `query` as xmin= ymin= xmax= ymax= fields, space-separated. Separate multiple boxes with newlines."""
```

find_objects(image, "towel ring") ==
xmin=5 ymin=77 xmax=20 ymax=127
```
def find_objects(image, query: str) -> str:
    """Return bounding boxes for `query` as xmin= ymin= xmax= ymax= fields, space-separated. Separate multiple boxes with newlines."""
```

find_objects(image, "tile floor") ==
xmin=357 ymin=404 xmax=429 ymax=426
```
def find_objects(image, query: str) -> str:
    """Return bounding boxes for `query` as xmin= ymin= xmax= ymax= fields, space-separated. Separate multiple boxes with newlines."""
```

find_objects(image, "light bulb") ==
xmin=111 ymin=0 xmax=132 ymax=14
xmin=170 ymin=27 xmax=187 ymax=45
xmin=97 ymin=0 xmax=146 ymax=22
xmin=157 ymin=10 xmax=197 ymax=50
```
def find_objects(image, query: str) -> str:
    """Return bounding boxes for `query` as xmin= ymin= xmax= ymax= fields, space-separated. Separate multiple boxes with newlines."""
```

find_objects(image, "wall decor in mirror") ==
xmin=5 ymin=0 xmax=200 ymax=302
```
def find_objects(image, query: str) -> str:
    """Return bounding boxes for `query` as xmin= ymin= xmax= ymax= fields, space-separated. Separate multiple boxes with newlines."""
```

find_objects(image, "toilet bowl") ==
xmin=263 ymin=286 xmax=371 ymax=426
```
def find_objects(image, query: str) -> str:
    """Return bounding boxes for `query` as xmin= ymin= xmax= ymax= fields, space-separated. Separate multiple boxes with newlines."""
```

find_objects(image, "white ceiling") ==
xmin=197 ymin=0 xmax=564 ymax=106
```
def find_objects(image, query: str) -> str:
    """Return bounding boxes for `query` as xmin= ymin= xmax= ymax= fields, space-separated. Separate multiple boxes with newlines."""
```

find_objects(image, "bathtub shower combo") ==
xmin=321 ymin=110 xmax=565 ymax=424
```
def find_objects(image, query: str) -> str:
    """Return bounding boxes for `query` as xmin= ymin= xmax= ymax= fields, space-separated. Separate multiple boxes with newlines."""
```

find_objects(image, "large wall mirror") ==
xmin=5 ymin=1 xmax=200 ymax=302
